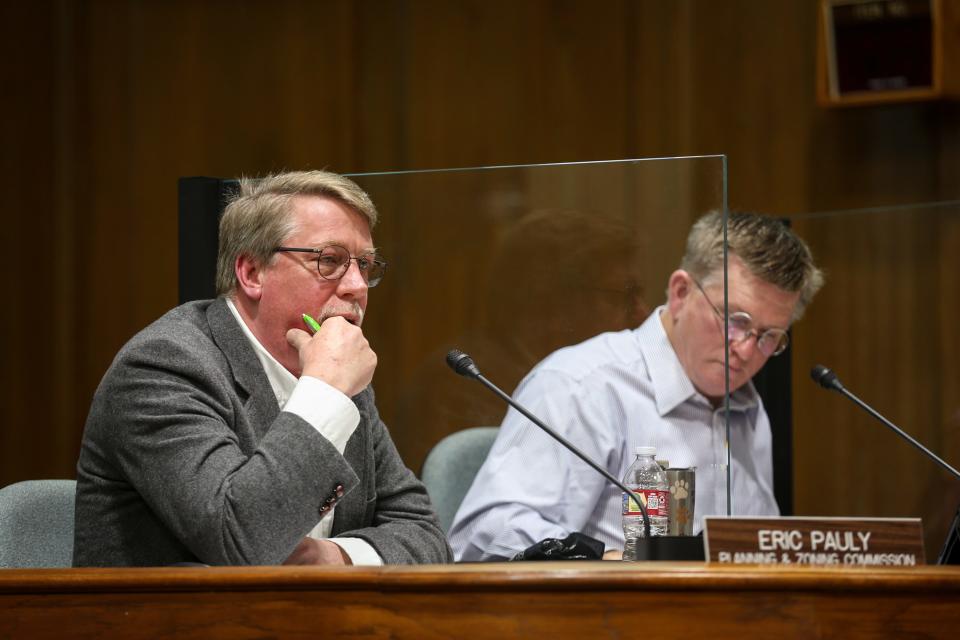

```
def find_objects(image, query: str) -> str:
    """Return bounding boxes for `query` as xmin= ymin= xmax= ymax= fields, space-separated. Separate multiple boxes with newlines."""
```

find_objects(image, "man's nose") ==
xmin=729 ymin=334 xmax=760 ymax=362
xmin=336 ymin=259 xmax=369 ymax=297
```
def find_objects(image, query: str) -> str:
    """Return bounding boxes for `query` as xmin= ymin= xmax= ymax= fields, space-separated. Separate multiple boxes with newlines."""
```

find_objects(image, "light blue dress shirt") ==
xmin=448 ymin=306 xmax=779 ymax=561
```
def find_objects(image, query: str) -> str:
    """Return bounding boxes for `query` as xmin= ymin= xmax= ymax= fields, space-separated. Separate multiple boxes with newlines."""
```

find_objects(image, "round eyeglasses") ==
xmin=274 ymin=245 xmax=388 ymax=287
xmin=692 ymin=278 xmax=789 ymax=357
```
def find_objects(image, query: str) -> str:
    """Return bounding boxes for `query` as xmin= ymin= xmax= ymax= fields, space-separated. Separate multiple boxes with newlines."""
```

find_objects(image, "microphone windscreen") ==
xmin=446 ymin=349 xmax=481 ymax=378
xmin=810 ymin=364 xmax=843 ymax=391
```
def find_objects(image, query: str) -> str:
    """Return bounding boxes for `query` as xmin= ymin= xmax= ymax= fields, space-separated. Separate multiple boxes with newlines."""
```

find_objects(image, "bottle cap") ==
xmin=635 ymin=445 xmax=656 ymax=456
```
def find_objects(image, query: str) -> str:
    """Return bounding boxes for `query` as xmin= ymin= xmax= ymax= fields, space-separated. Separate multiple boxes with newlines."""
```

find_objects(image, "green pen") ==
xmin=302 ymin=313 xmax=322 ymax=334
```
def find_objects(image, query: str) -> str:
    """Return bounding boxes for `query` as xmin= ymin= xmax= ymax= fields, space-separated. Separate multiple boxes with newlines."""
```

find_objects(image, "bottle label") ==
xmin=622 ymin=489 xmax=669 ymax=518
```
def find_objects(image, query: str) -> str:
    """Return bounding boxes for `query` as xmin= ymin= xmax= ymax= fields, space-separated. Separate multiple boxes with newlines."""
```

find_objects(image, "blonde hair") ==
xmin=680 ymin=210 xmax=824 ymax=321
xmin=215 ymin=170 xmax=378 ymax=296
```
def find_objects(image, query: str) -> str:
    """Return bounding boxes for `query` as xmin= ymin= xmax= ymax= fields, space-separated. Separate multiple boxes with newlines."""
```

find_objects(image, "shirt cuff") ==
xmin=284 ymin=376 xmax=360 ymax=454
xmin=328 ymin=537 xmax=383 ymax=566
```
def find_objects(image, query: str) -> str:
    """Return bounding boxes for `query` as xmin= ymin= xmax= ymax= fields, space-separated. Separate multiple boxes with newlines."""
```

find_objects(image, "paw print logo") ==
xmin=671 ymin=479 xmax=690 ymax=500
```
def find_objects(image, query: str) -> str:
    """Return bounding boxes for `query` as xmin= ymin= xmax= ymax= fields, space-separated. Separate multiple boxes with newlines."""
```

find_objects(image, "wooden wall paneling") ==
xmin=399 ymin=0 xmax=633 ymax=170
xmin=805 ymin=104 xmax=942 ymax=213
xmin=866 ymin=209 xmax=942 ymax=520
xmin=628 ymin=0 xmax=815 ymax=208
xmin=790 ymin=215 xmax=865 ymax=513
xmin=930 ymin=202 xmax=960 ymax=554
xmin=0 ymin=2 xmax=71 ymax=485
xmin=932 ymin=33 xmax=960 ymax=548
xmin=792 ymin=205 xmax=952 ymax=558
xmin=937 ymin=101 xmax=960 ymax=477
xmin=75 ymin=1 xmax=138 ymax=418
xmin=52 ymin=1 xmax=84 ymax=477
xmin=630 ymin=1 xmax=694 ymax=158
xmin=682 ymin=0 xmax=817 ymax=214
xmin=936 ymin=60 xmax=960 ymax=553
xmin=351 ymin=2 xmax=409 ymax=175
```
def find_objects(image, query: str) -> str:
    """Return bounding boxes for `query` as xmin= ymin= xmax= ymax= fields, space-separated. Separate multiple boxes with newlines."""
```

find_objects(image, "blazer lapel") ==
xmin=206 ymin=297 xmax=279 ymax=441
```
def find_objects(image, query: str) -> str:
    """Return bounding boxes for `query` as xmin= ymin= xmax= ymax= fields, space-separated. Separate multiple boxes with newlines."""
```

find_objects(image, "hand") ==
xmin=282 ymin=538 xmax=352 ymax=566
xmin=286 ymin=316 xmax=377 ymax=396
xmin=602 ymin=549 xmax=623 ymax=561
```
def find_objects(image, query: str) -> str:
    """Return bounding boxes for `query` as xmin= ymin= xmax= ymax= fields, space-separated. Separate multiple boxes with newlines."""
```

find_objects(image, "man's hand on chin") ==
xmin=283 ymin=538 xmax=353 ymax=565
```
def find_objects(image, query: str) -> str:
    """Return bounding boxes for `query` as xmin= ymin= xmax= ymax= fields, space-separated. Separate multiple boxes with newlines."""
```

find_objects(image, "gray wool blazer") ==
xmin=73 ymin=298 xmax=451 ymax=566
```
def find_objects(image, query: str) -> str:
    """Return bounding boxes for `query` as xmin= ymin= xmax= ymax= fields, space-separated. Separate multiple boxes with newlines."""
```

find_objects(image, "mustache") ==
xmin=318 ymin=302 xmax=364 ymax=325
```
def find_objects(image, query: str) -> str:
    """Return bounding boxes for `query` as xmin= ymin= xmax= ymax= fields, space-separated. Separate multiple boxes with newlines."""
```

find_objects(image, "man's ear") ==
xmin=666 ymin=270 xmax=692 ymax=318
xmin=235 ymin=254 xmax=265 ymax=301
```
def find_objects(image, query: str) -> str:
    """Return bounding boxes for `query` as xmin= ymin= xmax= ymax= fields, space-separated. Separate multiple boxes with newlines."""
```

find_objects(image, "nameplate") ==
xmin=703 ymin=516 xmax=925 ymax=567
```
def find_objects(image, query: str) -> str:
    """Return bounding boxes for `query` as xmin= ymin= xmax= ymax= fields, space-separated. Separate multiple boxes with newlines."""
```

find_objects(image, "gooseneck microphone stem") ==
xmin=447 ymin=350 xmax=651 ymax=538
xmin=812 ymin=365 xmax=960 ymax=480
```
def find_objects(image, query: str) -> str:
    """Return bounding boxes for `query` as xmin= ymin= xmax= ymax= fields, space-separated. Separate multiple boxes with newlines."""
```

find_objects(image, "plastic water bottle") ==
xmin=622 ymin=446 xmax=669 ymax=561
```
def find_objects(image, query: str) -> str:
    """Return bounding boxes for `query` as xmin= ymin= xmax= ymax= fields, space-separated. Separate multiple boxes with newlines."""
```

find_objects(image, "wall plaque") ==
xmin=704 ymin=516 xmax=925 ymax=566
xmin=817 ymin=0 xmax=942 ymax=105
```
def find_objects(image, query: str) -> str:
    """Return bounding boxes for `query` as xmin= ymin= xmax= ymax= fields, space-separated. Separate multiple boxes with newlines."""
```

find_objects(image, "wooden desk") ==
xmin=1 ymin=562 xmax=958 ymax=639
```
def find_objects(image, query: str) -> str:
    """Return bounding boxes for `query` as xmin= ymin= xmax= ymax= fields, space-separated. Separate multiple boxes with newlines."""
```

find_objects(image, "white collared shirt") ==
xmin=226 ymin=299 xmax=382 ymax=565
xmin=448 ymin=306 xmax=778 ymax=561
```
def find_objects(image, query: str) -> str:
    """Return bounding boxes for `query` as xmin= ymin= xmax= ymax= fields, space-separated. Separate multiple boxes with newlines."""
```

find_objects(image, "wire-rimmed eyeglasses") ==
xmin=692 ymin=278 xmax=789 ymax=357
xmin=274 ymin=245 xmax=388 ymax=288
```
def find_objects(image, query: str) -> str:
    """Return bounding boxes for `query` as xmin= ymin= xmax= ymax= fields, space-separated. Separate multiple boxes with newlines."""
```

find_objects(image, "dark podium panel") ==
xmin=177 ymin=177 xmax=238 ymax=304
xmin=753 ymin=345 xmax=794 ymax=515
xmin=2 ymin=563 xmax=959 ymax=638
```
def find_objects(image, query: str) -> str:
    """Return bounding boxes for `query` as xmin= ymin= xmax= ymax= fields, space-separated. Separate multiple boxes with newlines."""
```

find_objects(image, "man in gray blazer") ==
xmin=74 ymin=170 xmax=452 ymax=566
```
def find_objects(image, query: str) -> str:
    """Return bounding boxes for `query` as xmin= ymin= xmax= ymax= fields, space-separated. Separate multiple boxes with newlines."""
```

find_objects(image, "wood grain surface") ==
xmin=1 ymin=563 xmax=959 ymax=639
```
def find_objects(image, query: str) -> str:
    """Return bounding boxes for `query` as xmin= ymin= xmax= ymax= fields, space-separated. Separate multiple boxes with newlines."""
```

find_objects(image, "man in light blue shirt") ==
xmin=449 ymin=211 xmax=823 ymax=561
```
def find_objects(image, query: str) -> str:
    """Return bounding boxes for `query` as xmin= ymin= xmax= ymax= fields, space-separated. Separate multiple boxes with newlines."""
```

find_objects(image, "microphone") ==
xmin=446 ymin=349 xmax=481 ymax=379
xmin=447 ymin=349 xmax=706 ymax=560
xmin=810 ymin=364 xmax=843 ymax=392
xmin=809 ymin=365 xmax=960 ymax=480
